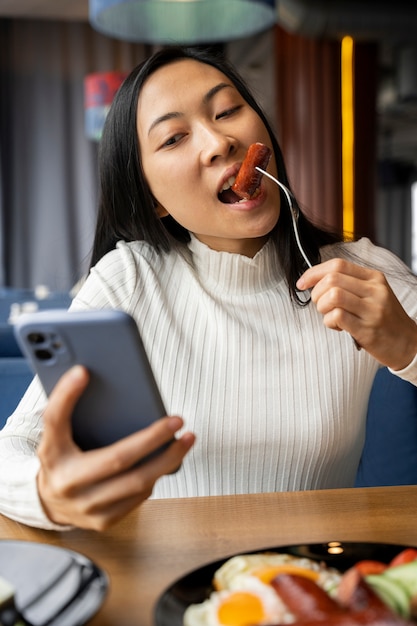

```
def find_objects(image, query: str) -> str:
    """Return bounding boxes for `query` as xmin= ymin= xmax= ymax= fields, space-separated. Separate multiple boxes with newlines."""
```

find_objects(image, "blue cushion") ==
xmin=355 ymin=367 xmax=417 ymax=486
xmin=0 ymin=358 xmax=33 ymax=428
xmin=0 ymin=289 xmax=72 ymax=357
xmin=0 ymin=324 xmax=22 ymax=357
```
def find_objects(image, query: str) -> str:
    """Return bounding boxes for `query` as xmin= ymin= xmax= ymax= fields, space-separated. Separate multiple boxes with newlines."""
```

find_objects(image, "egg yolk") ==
xmin=253 ymin=564 xmax=320 ymax=584
xmin=217 ymin=592 xmax=265 ymax=625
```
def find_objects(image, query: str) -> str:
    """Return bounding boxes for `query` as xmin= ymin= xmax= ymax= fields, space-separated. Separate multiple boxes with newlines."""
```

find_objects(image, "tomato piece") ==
xmin=354 ymin=560 xmax=388 ymax=575
xmin=389 ymin=548 xmax=417 ymax=568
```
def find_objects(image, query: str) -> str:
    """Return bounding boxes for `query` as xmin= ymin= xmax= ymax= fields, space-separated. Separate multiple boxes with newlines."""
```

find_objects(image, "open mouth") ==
xmin=218 ymin=175 xmax=260 ymax=204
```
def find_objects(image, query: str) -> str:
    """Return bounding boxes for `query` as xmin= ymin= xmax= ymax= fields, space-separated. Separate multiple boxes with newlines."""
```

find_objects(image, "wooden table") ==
xmin=1 ymin=486 xmax=416 ymax=626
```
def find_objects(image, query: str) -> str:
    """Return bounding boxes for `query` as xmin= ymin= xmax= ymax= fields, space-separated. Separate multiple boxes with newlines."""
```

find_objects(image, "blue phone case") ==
xmin=13 ymin=309 xmax=166 ymax=451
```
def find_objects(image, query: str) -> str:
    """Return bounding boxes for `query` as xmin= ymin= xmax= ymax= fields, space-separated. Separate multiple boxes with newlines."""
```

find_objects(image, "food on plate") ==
xmin=182 ymin=579 xmax=289 ymax=626
xmin=352 ymin=560 xmax=388 ymax=576
xmin=212 ymin=552 xmax=341 ymax=593
xmin=231 ymin=143 xmax=272 ymax=200
xmin=271 ymin=567 xmax=413 ymax=625
xmin=183 ymin=553 xmax=342 ymax=626
xmin=271 ymin=573 xmax=345 ymax=620
xmin=388 ymin=550 xmax=417 ymax=569
xmin=0 ymin=575 xmax=28 ymax=625
xmin=351 ymin=549 xmax=417 ymax=619
xmin=366 ymin=560 xmax=417 ymax=619
xmin=182 ymin=549 xmax=417 ymax=626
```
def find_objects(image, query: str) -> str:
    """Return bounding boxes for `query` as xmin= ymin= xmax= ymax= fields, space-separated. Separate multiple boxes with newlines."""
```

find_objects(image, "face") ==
xmin=136 ymin=59 xmax=281 ymax=257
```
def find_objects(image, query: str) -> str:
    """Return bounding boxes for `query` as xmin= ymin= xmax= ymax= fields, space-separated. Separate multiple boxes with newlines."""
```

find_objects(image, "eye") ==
xmin=216 ymin=105 xmax=242 ymax=120
xmin=161 ymin=133 xmax=185 ymax=148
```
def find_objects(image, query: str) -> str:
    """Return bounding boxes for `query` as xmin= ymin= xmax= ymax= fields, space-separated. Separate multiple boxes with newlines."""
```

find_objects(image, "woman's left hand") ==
xmin=297 ymin=258 xmax=417 ymax=371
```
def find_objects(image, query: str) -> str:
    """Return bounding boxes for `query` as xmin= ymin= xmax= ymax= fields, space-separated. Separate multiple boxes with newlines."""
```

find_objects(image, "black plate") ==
xmin=154 ymin=541 xmax=412 ymax=626
xmin=0 ymin=540 xmax=108 ymax=626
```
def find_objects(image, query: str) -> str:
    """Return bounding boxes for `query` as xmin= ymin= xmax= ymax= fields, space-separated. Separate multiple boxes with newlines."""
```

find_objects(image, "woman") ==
xmin=1 ymin=47 xmax=416 ymax=531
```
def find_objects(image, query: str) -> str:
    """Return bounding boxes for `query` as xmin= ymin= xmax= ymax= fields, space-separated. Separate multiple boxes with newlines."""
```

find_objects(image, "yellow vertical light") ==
xmin=341 ymin=35 xmax=355 ymax=237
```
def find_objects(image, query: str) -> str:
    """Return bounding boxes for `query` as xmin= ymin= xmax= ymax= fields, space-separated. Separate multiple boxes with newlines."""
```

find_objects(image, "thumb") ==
xmin=40 ymin=366 xmax=89 ymax=458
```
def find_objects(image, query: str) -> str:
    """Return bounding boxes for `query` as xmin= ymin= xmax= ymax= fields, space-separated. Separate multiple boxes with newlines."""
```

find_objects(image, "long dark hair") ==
xmin=90 ymin=46 xmax=343 ymax=303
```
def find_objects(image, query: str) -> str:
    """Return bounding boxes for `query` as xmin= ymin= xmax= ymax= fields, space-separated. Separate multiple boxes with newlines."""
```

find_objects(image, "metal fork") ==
xmin=256 ymin=166 xmax=361 ymax=350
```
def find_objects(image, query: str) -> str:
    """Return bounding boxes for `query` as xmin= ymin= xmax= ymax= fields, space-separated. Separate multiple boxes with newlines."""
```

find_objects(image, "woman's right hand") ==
xmin=36 ymin=365 xmax=195 ymax=531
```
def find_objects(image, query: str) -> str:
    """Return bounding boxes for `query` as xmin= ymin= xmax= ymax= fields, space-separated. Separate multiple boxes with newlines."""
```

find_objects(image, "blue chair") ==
xmin=0 ymin=358 xmax=33 ymax=428
xmin=0 ymin=288 xmax=71 ymax=357
xmin=355 ymin=367 xmax=417 ymax=486
xmin=0 ymin=324 xmax=22 ymax=357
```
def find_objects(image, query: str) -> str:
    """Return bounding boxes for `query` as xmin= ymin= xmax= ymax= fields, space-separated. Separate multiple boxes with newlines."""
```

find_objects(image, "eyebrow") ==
xmin=147 ymin=82 xmax=233 ymax=136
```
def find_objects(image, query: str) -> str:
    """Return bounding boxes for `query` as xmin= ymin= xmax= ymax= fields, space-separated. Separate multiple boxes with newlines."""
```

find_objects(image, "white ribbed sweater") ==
xmin=1 ymin=235 xmax=417 ymax=528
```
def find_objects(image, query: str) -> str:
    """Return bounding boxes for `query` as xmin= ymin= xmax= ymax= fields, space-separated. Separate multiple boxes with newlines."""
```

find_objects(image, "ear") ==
xmin=155 ymin=203 xmax=169 ymax=218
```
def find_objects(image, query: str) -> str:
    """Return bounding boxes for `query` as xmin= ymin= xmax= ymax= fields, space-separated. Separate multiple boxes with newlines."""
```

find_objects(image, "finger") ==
xmin=313 ymin=274 xmax=389 ymax=322
xmin=74 ymin=432 xmax=195 ymax=518
xmin=44 ymin=431 xmax=195 ymax=531
xmin=320 ymin=306 xmax=361 ymax=334
xmin=134 ymin=429 xmax=196 ymax=477
xmin=297 ymin=258 xmax=374 ymax=291
xmin=40 ymin=366 xmax=90 ymax=460
xmin=54 ymin=415 xmax=193 ymax=489
xmin=65 ymin=489 xmax=155 ymax=532
xmin=309 ymin=274 xmax=370 ymax=307
xmin=313 ymin=283 xmax=368 ymax=318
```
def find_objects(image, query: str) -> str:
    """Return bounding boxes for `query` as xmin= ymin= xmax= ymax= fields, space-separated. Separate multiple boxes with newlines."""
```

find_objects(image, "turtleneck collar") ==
xmin=186 ymin=234 xmax=284 ymax=296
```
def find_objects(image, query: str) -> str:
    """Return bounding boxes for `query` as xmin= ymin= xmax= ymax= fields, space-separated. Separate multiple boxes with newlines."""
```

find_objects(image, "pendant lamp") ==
xmin=89 ymin=0 xmax=276 ymax=45
xmin=84 ymin=71 xmax=128 ymax=141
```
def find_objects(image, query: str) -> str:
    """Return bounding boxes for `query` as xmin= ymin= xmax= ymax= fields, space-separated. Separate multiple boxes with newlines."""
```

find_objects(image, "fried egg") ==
xmin=183 ymin=553 xmax=342 ymax=626
xmin=183 ymin=575 xmax=290 ymax=626
xmin=213 ymin=553 xmax=341 ymax=594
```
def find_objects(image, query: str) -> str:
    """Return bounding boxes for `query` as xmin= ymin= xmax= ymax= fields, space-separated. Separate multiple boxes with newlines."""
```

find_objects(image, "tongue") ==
xmin=219 ymin=188 xmax=242 ymax=204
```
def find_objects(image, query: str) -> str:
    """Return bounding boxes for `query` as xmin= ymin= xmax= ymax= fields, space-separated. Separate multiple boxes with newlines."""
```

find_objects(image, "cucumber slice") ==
xmin=366 ymin=574 xmax=410 ymax=618
xmin=383 ymin=562 xmax=417 ymax=597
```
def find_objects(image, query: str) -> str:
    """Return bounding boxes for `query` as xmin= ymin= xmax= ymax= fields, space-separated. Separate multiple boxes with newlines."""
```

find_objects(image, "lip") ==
xmin=217 ymin=162 xmax=269 ymax=210
xmin=217 ymin=164 xmax=241 ymax=196
xmin=224 ymin=183 xmax=268 ymax=211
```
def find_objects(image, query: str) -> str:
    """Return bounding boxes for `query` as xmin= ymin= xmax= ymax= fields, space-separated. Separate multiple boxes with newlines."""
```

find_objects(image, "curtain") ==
xmin=273 ymin=29 xmax=381 ymax=242
xmin=274 ymin=25 xmax=343 ymax=233
xmin=0 ymin=19 xmax=149 ymax=291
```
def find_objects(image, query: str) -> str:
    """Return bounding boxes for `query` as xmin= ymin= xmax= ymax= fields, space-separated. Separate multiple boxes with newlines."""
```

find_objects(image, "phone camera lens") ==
xmin=28 ymin=332 xmax=45 ymax=345
xmin=34 ymin=348 xmax=53 ymax=361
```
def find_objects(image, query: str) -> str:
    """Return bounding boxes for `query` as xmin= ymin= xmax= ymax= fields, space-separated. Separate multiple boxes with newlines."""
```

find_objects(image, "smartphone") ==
xmin=13 ymin=309 xmax=167 ymax=453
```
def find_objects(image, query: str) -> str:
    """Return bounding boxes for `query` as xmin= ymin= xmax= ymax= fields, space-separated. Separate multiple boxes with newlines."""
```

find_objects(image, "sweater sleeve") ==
xmin=359 ymin=240 xmax=417 ymax=386
xmin=324 ymin=237 xmax=417 ymax=386
xmin=389 ymin=349 xmax=417 ymax=386
xmin=72 ymin=241 xmax=144 ymax=313
xmin=0 ymin=242 xmax=143 ymax=529
xmin=0 ymin=378 xmax=72 ymax=529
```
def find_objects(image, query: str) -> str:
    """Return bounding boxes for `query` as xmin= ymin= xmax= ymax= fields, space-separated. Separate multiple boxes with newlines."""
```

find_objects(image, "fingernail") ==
xmin=296 ymin=278 xmax=305 ymax=290
xmin=183 ymin=432 xmax=196 ymax=447
xmin=69 ymin=365 xmax=85 ymax=380
xmin=167 ymin=416 xmax=184 ymax=431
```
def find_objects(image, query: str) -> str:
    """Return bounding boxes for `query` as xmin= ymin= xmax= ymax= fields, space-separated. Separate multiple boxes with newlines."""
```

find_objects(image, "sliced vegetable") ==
xmin=354 ymin=560 xmax=387 ymax=576
xmin=389 ymin=548 xmax=417 ymax=568
xmin=382 ymin=561 xmax=417 ymax=597
xmin=366 ymin=573 xmax=411 ymax=618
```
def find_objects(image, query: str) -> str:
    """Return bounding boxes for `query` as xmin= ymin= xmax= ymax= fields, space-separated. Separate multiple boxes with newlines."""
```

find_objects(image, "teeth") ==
xmin=221 ymin=176 xmax=236 ymax=192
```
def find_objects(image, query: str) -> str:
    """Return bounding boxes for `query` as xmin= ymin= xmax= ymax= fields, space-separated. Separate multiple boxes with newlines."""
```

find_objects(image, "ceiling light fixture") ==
xmin=89 ymin=0 xmax=277 ymax=45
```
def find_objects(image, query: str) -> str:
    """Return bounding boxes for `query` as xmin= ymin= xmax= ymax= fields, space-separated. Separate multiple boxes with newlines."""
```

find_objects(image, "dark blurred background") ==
xmin=1 ymin=0 xmax=416 ymax=291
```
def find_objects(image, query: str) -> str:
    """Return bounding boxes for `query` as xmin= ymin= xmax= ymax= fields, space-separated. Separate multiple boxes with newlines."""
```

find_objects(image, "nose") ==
xmin=199 ymin=125 xmax=237 ymax=165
